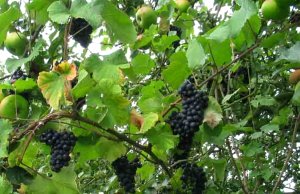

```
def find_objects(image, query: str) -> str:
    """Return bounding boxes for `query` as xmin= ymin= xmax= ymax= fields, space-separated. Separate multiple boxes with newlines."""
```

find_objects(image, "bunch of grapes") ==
xmin=181 ymin=163 xmax=207 ymax=194
xmin=167 ymin=79 xmax=208 ymax=152
xmin=40 ymin=130 xmax=77 ymax=172
xmin=112 ymin=156 xmax=142 ymax=193
xmin=10 ymin=69 xmax=26 ymax=84
xmin=69 ymin=18 xmax=93 ymax=48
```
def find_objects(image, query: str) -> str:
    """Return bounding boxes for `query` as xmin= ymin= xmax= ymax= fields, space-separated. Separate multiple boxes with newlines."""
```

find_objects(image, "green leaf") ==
xmin=0 ymin=119 xmax=12 ymax=158
xmin=96 ymin=0 xmax=137 ymax=43
xmin=222 ymin=89 xmax=240 ymax=105
xmin=93 ymin=80 xmax=130 ymax=126
xmin=251 ymin=95 xmax=276 ymax=108
xmin=131 ymin=54 xmax=155 ymax=75
xmin=73 ymin=136 xmax=102 ymax=165
xmin=27 ymin=0 xmax=56 ymax=24
xmin=261 ymin=32 xmax=285 ymax=48
xmin=37 ymin=72 xmax=66 ymax=110
xmin=70 ymin=0 xmax=102 ymax=28
xmin=140 ymin=112 xmax=159 ymax=133
xmin=0 ymin=176 xmax=13 ymax=194
xmin=72 ymin=69 xmax=96 ymax=100
xmin=0 ymin=6 xmax=21 ymax=45
xmin=278 ymin=42 xmax=300 ymax=63
xmin=6 ymin=41 xmax=43 ymax=73
xmin=13 ymin=78 xmax=37 ymax=93
xmin=138 ymin=81 xmax=165 ymax=114
xmin=186 ymin=39 xmax=205 ymax=69
xmin=208 ymin=39 xmax=232 ymax=66
xmin=146 ymin=125 xmax=177 ymax=151
xmin=211 ymin=159 xmax=227 ymax=182
xmin=47 ymin=1 xmax=70 ymax=24
xmin=97 ymin=138 xmax=127 ymax=162
xmin=207 ymin=0 xmax=257 ymax=42
xmin=152 ymin=35 xmax=179 ymax=52
xmin=241 ymin=141 xmax=263 ymax=157
xmin=136 ymin=163 xmax=156 ymax=181
xmin=162 ymin=51 xmax=191 ymax=89
xmin=261 ymin=124 xmax=279 ymax=133
xmin=26 ymin=166 xmax=79 ymax=194
xmin=292 ymin=82 xmax=300 ymax=106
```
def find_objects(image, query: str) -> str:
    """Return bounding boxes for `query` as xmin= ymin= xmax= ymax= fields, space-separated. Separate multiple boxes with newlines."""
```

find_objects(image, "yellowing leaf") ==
xmin=37 ymin=71 xmax=68 ymax=109
xmin=53 ymin=61 xmax=77 ymax=81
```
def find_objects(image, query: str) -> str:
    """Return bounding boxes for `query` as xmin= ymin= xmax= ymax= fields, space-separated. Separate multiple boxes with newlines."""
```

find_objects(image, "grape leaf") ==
xmin=53 ymin=61 xmax=77 ymax=81
xmin=207 ymin=0 xmax=257 ymax=42
xmin=37 ymin=71 xmax=68 ymax=110
xmin=72 ymin=69 xmax=96 ymax=100
xmin=97 ymin=138 xmax=127 ymax=162
xmin=26 ymin=166 xmax=79 ymax=194
xmin=162 ymin=51 xmax=191 ymax=89
xmin=47 ymin=1 xmax=70 ymax=24
xmin=140 ymin=112 xmax=159 ymax=133
xmin=13 ymin=78 xmax=37 ymax=93
xmin=186 ymin=39 xmax=205 ymax=69
xmin=0 ymin=119 xmax=12 ymax=158
xmin=146 ymin=125 xmax=177 ymax=151
xmin=27 ymin=0 xmax=56 ymax=25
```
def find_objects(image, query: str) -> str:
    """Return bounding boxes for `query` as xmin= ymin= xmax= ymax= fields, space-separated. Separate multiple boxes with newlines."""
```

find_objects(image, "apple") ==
xmin=174 ymin=0 xmax=190 ymax=13
xmin=0 ymin=95 xmax=29 ymax=119
xmin=261 ymin=0 xmax=289 ymax=20
xmin=4 ymin=32 xmax=28 ymax=56
xmin=289 ymin=69 xmax=300 ymax=84
xmin=136 ymin=5 xmax=157 ymax=29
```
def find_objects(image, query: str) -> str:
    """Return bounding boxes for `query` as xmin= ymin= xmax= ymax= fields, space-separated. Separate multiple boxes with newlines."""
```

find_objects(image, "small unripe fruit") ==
xmin=289 ymin=69 xmax=300 ymax=84
xmin=0 ymin=95 xmax=29 ymax=119
xmin=4 ymin=32 xmax=28 ymax=56
xmin=261 ymin=0 xmax=289 ymax=20
xmin=174 ymin=0 xmax=190 ymax=13
xmin=136 ymin=5 xmax=157 ymax=29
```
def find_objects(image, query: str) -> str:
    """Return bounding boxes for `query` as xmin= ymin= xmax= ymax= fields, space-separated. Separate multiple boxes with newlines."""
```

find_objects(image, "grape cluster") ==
xmin=167 ymin=80 xmax=208 ymax=151
xmin=10 ymin=69 xmax=26 ymax=84
xmin=112 ymin=156 xmax=142 ymax=193
xmin=181 ymin=163 xmax=207 ymax=194
xmin=40 ymin=130 xmax=77 ymax=172
xmin=69 ymin=18 xmax=93 ymax=48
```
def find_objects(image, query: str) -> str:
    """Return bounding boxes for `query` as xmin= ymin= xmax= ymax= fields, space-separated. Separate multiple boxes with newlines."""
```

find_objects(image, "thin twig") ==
xmin=226 ymin=139 xmax=249 ymax=194
xmin=271 ymin=114 xmax=300 ymax=194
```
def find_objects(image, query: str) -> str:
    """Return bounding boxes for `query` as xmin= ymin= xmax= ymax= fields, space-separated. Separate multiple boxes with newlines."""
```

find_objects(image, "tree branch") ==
xmin=271 ymin=114 xmax=300 ymax=194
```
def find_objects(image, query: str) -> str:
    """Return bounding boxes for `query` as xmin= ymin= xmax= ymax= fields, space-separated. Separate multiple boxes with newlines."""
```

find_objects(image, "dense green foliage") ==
xmin=0 ymin=0 xmax=299 ymax=193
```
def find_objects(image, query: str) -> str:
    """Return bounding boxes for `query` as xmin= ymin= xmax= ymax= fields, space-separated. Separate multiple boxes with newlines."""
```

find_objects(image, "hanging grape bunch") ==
xmin=112 ymin=156 xmax=142 ymax=193
xmin=181 ymin=163 xmax=207 ymax=194
xmin=167 ymin=79 xmax=209 ymax=152
xmin=40 ymin=130 xmax=77 ymax=172
xmin=69 ymin=18 xmax=93 ymax=48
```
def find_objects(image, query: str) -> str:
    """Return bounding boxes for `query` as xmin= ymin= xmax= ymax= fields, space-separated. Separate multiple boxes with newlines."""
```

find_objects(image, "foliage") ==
xmin=0 ymin=0 xmax=300 ymax=193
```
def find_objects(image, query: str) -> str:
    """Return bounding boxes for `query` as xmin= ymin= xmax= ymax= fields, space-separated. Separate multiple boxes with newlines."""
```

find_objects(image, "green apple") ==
xmin=4 ymin=32 xmax=28 ymax=56
xmin=136 ymin=5 xmax=157 ymax=29
xmin=174 ymin=0 xmax=190 ymax=13
xmin=0 ymin=95 xmax=29 ymax=119
xmin=261 ymin=0 xmax=289 ymax=20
